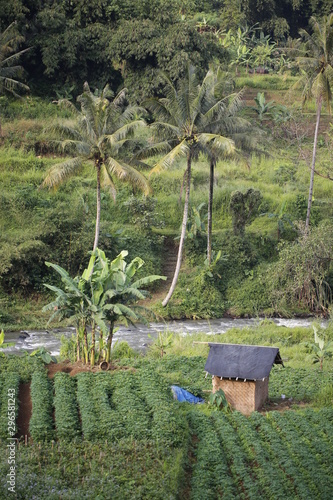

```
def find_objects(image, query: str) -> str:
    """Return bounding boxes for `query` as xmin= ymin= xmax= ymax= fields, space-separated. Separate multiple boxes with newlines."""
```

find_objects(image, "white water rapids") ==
xmin=2 ymin=317 xmax=325 ymax=357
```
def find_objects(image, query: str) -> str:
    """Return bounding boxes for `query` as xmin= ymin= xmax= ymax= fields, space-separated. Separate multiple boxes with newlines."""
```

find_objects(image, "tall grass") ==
xmin=1 ymin=96 xmax=74 ymax=121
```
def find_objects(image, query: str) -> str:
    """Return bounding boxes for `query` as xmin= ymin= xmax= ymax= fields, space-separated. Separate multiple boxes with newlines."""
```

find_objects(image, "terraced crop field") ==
xmin=0 ymin=361 xmax=332 ymax=499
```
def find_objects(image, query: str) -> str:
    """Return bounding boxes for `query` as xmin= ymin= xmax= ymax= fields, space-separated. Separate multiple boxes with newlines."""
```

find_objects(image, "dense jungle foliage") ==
xmin=0 ymin=0 xmax=333 ymax=98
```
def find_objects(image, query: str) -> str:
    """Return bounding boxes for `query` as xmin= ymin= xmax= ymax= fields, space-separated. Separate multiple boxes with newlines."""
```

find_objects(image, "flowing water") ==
xmin=2 ymin=317 xmax=324 ymax=357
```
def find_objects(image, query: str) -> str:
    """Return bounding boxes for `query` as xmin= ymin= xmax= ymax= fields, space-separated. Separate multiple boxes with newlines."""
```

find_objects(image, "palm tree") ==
xmin=42 ymin=83 xmax=150 ymax=250
xmin=0 ymin=21 xmax=29 ymax=136
xmin=203 ymin=76 xmax=261 ymax=263
xmin=146 ymin=65 xmax=235 ymax=306
xmin=296 ymin=14 xmax=333 ymax=229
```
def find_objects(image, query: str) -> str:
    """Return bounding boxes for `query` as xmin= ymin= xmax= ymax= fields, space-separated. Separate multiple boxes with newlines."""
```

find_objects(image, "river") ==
xmin=2 ymin=317 xmax=323 ymax=357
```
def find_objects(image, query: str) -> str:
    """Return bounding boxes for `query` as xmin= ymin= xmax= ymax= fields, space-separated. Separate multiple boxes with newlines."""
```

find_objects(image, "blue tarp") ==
xmin=170 ymin=385 xmax=205 ymax=404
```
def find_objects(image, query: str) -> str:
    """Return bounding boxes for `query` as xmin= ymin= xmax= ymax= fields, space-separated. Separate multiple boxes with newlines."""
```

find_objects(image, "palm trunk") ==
xmin=106 ymin=321 xmax=114 ymax=363
xmin=178 ymin=169 xmax=188 ymax=205
xmin=93 ymin=160 xmax=101 ymax=251
xmin=305 ymin=96 xmax=322 ymax=229
xmin=90 ymin=321 xmax=96 ymax=367
xmin=162 ymin=154 xmax=192 ymax=306
xmin=207 ymin=157 xmax=215 ymax=265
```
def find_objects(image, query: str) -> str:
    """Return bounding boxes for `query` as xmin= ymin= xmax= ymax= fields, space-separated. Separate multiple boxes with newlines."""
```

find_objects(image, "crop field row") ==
xmin=24 ymin=369 xmax=187 ymax=444
xmin=0 ymin=364 xmax=333 ymax=499
xmin=188 ymin=409 xmax=333 ymax=500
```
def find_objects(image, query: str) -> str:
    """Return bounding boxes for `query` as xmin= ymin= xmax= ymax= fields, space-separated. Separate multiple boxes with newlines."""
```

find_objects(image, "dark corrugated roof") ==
xmin=204 ymin=343 xmax=283 ymax=380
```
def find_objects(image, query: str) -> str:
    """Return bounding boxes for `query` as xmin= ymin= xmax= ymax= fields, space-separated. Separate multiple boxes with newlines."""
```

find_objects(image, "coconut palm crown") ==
xmin=145 ymin=64 xmax=235 ymax=306
xmin=0 ymin=21 xmax=29 ymax=96
xmin=42 ymin=82 xmax=150 ymax=250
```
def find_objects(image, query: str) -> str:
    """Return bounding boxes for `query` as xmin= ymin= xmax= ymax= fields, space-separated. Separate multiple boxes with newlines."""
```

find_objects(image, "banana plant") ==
xmin=188 ymin=203 xmax=207 ymax=239
xmin=43 ymin=248 xmax=166 ymax=365
xmin=251 ymin=92 xmax=276 ymax=122
xmin=90 ymin=249 xmax=166 ymax=362
xmin=303 ymin=326 xmax=333 ymax=370
xmin=209 ymin=389 xmax=231 ymax=412
xmin=260 ymin=201 xmax=294 ymax=240
xmin=176 ymin=203 xmax=207 ymax=245
xmin=148 ymin=331 xmax=173 ymax=358
xmin=201 ymin=250 xmax=227 ymax=278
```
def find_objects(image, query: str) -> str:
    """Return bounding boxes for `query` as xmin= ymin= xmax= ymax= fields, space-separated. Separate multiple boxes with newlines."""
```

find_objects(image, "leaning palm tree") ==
xmin=0 ymin=21 xmax=29 ymax=136
xmin=146 ymin=65 xmax=235 ymax=306
xmin=203 ymin=76 xmax=262 ymax=263
xmin=296 ymin=14 xmax=333 ymax=228
xmin=42 ymin=83 xmax=150 ymax=250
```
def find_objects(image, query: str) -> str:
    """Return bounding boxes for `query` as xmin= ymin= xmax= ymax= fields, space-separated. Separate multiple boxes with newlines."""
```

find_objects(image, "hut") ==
xmin=205 ymin=343 xmax=283 ymax=415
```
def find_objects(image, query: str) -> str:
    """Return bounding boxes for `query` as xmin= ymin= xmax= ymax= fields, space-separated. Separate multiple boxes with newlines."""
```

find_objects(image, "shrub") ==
xmin=111 ymin=341 xmax=137 ymax=359
xmin=229 ymin=188 xmax=263 ymax=236
xmin=174 ymin=270 xmax=226 ymax=318
xmin=266 ymin=223 xmax=333 ymax=313
xmin=226 ymin=268 xmax=272 ymax=316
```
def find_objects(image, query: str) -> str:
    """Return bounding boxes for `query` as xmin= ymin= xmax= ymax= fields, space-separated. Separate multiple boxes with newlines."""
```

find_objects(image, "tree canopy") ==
xmin=0 ymin=0 xmax=330 ymax=99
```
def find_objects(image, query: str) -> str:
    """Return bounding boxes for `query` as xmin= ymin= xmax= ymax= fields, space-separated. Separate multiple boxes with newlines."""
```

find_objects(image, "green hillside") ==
xmin=1 ymin=74 xmax=333 ymax=328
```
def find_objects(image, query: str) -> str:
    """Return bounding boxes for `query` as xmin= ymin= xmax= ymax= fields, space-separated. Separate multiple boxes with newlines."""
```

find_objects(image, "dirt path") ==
xmin=16 ymin=383 xmax=32 ymax=438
